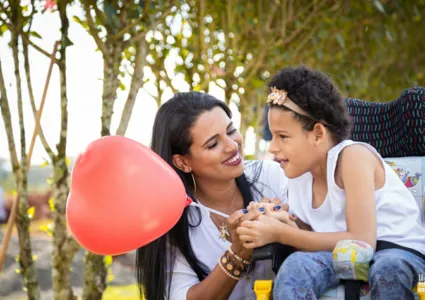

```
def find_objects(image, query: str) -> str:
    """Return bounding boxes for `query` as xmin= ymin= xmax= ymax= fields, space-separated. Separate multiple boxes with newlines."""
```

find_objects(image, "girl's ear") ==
xmin=313 ymin=123 xmax=328 ymax=145
xmin=172 ymin=154 xmax=191 ymax=173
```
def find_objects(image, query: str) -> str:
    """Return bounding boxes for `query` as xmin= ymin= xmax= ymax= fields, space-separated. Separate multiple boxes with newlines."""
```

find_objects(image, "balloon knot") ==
xmin=185 ymin=196 xmax=193 ymax=207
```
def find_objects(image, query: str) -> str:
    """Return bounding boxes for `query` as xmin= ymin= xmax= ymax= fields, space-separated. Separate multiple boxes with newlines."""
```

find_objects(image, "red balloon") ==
xmin=66 ymin=136 xmax=187 ymax=255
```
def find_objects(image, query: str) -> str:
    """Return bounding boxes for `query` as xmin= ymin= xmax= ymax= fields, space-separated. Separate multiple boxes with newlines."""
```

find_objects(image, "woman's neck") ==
xmin=194 ymin=176 xmax=238 ymax=210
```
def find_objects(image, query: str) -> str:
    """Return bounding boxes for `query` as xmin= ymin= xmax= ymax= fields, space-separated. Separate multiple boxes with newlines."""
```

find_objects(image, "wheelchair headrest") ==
xmin=347 ymin=87 xmax=425 ymax=157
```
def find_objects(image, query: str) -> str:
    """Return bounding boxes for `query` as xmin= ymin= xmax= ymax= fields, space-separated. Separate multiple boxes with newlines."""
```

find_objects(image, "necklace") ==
xmin=196 ymin=187 xmax=238 ymax=241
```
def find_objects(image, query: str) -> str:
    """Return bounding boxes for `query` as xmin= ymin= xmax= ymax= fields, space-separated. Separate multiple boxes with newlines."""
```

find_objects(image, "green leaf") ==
xmin=72 ymin=16 xmax=89 ymax=30
xmin=0 ymin=24 xmax=8 ymax=36
xmin=251 ymin=79 xmax=263 ymax=89
xmin=316 ymin=48 xmax=324 ymax=61
xmin=119 ymin=81 xmax=126 ymax=91
xmin=29 ymin=31 xmax=42 ymax=39
xmin=373 ymin=0 xmax=385 ymax=14
xmin=318 ymin=29 xmax=328 ymax=40
xmin=336 ymin=33 xmax=345 ymax=48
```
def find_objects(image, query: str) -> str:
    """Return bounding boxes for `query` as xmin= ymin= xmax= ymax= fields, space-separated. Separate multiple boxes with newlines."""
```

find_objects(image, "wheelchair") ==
xmin=253 ymin=87 xmax=425 ymax=300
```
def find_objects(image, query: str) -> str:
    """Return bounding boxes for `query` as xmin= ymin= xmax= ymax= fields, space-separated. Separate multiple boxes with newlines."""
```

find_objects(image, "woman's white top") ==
xmin=288 ymin=140 xmax=425 ymax=255
xmin=168 ymin=160 xmax=289 ymax=300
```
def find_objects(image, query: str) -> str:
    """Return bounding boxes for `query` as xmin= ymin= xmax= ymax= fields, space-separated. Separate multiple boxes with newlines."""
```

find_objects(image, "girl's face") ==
xmin=268 ymin=108 xmax=319 ymax=178
xmin=184 ymin=107 xmax=244 ymax=182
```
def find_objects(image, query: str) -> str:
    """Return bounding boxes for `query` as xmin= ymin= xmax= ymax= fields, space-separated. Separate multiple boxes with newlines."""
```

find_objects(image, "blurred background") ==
xmin=0 ymin=0 xmax=424 ymax=299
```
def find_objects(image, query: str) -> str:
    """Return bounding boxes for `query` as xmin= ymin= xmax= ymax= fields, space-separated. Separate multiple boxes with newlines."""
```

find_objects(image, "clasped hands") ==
xmin=231 ymin=198 xmax=297 ymax=249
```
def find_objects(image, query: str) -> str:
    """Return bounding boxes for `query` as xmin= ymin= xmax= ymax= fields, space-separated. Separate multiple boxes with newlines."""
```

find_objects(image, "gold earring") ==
xmin=190 ymin=172 xmax=197 ymax=196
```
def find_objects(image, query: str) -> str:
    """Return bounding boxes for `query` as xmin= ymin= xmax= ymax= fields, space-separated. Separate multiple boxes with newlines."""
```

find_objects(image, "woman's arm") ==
xmin=186 ymin=262 xmax=239 ymax=300
xmin=170 ymin=245 xmax=245 ymax=300
xmin=182 ymin=209 xmax=260 ymax=300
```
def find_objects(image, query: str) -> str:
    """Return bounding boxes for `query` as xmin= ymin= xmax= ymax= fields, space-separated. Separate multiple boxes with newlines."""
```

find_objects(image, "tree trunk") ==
xmin=100 ymin=41 xmax=122 ymax=136
xmin=51 ymin=4 xmax=80 ymax=299
xmin=83 ymin=38 xmax=122 ymax=300
xmin=82 ymin=253 xmax=107 ymax=299
xmin=51 ymin=158 xmax=80 ymax=300
xmin=12 ymin=30 xmax=41 ymax=300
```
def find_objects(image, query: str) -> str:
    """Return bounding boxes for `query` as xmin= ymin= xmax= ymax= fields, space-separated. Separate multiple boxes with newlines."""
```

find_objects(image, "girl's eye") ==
xmin=279 ymin=135 xmax=288 ymax=140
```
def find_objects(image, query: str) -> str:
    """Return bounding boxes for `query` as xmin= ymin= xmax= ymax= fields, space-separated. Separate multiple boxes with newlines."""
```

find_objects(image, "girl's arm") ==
xmin=238 ymin=144 xmax=380 ymax=251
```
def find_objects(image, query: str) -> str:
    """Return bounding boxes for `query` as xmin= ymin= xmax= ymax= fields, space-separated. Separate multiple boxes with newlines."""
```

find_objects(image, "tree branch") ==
xmin=22 ymin=40 xmax=55 ymax=159
xmin=82 ymin=2 xmax=107 ymax=56
xmin=291 ymin=22 xmax=322 ymax=57
xmin=92 ymin=4 xmax=107 ymax=26
xmin=160 ymin=68 xmax=177 ymax=94
xmin=198 ymin=0 xmax=206 ymax=66
xmin=242 ymin=47 xmax=267 ymax=85
xmin=112 ymin=15 xmax=144 ymax=40
xmin=116 ymin=37 xmax=147 ymax=136
xmin=21 ymin=34 xmax=62 ymax=67
xmin=280 ymin=1 xmax=329 ymax=46
xmin=0 ymin=59 xmax=20 ymax=174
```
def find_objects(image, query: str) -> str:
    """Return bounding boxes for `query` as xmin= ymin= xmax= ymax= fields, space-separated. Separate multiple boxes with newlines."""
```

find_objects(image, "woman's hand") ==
xmin=227 ymin=202 xmax=263 ymax=260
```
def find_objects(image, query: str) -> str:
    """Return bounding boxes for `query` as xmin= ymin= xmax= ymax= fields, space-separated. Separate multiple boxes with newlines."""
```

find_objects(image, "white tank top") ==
xmin=288 ymin=140 xmax=425 ymax=255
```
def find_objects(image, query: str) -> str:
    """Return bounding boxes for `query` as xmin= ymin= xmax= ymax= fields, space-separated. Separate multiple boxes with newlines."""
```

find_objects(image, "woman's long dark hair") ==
xmin=136 ymin=92 xmax=262 ymax=300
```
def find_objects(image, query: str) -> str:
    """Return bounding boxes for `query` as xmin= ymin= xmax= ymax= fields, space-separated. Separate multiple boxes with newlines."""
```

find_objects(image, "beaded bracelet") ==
xmin=217 ymin=258 xmax=241 ymax=281
xmin=228 ymin=245 xmax=251 ymax=265
xmin=218 ymin=250 xmax=246 ymax=280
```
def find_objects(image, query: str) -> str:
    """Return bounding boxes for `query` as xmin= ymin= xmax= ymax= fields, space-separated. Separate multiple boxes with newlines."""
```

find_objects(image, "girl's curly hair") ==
xmin=268 ymin=65 xmax=351 ymax=143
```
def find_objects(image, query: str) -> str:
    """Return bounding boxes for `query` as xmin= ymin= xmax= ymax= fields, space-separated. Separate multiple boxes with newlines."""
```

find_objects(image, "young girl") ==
xmin=237 ymin=66 xmax=425 ymax=300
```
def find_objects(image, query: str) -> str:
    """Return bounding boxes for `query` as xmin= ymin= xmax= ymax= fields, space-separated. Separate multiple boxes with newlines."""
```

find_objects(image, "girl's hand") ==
xmin=260 ymin=196 xmax=289 ymax=211
xmin=264 ymin=205 xmax=298 ymax=225
xmin=236 ymin=215 xmax=286 ymax=248
xmin=259 ymin=197 xmax=297 ymax=225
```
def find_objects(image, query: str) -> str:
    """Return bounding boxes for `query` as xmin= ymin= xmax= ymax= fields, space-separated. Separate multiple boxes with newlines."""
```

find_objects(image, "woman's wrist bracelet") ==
xmin=217 ymin=249 xmax=248 ymax=280
xmin=228 ymin=245 xmax=251 ymax=265
xmin=217 ymin=258 xmax=241 ymax=281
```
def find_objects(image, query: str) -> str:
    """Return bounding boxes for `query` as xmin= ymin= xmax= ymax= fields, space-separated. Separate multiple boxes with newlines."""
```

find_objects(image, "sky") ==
xmin=0 ymin=5 xmax=256 ymax=167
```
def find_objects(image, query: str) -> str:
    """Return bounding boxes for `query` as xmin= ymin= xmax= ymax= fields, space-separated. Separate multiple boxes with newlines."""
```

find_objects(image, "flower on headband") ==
xmin=267 ymin=87 xmax=288 ymax=105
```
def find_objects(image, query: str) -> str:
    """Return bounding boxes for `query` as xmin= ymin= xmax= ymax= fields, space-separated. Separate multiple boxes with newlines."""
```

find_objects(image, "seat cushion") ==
xmin=383 ymin=156 xmax=425 ymax=215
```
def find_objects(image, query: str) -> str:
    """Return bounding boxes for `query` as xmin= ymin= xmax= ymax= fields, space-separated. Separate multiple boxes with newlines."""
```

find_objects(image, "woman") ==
xmin=136 ymin=92 xmax=288 ymax=300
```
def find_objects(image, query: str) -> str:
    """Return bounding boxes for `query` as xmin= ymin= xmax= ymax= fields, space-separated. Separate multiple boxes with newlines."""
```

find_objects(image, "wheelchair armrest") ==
xmin=253 ymin=243 xmax=295 ymax=274
xmin=333 ymin=240 xmax=374 ymax=300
